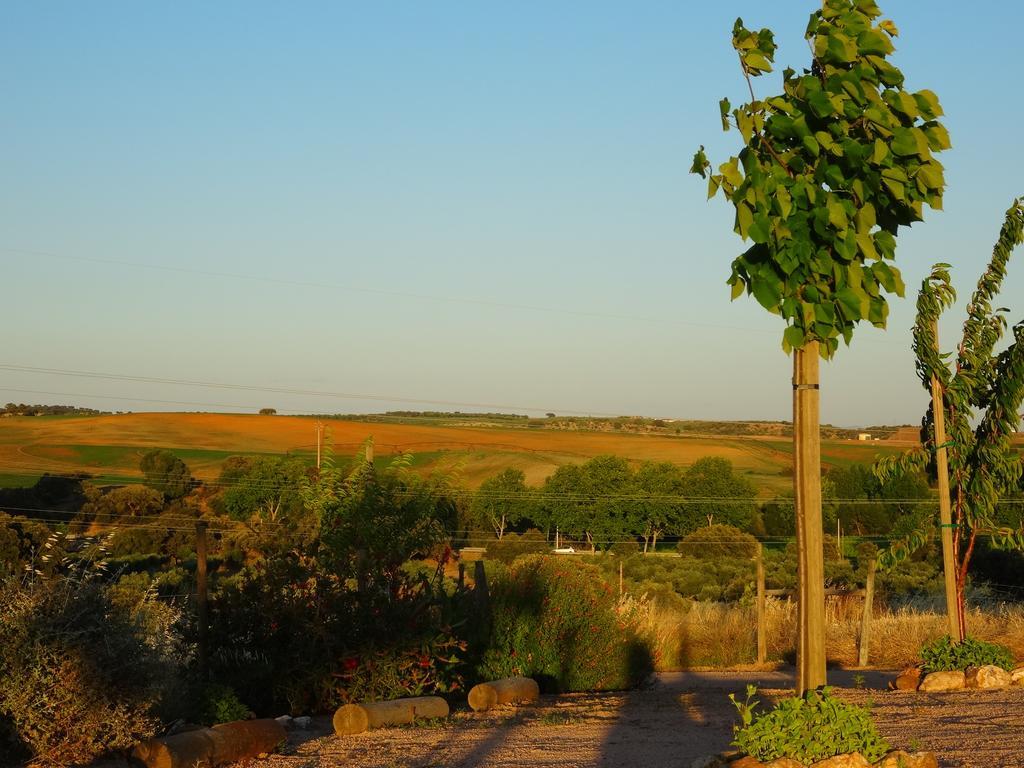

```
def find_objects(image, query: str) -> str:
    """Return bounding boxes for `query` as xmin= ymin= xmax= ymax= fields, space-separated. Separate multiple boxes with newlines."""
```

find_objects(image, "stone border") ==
xmin=892 ymin=664 xmax=1024 ymax=692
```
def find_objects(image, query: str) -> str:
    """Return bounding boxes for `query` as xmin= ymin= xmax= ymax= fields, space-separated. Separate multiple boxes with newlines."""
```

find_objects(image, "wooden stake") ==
xmin=619 ymin=560 xmax=624 ymax=597
xmin=195 ymin=520 xmax=209 ymax=678
xmin=756 ymin=542 xmax=767 ymax=665
xmin=858 ymin=559 xmax=876 ymax=668
xmin=794 ymin=342 xmax=826 ymax=693
xmin=930 ymin=320 xmax=962 ymax=642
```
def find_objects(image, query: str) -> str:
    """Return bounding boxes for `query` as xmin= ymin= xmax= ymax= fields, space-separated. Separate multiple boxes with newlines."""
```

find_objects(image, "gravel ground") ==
xmin=259 ymin=669 xmax=1024 ymax=768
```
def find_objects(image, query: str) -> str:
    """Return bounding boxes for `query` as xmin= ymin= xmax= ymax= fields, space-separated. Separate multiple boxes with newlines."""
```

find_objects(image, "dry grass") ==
xmin=628 ymin=595 xmax=1024 ymax=670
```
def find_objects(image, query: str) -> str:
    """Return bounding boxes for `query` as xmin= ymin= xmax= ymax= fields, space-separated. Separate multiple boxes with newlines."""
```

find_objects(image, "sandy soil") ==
xmin=257 ymin=669 xmax=1024 ymax=768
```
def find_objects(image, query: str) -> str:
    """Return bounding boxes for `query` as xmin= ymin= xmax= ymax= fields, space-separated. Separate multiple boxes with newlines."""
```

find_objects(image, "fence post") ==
xmin=794 ymin=342 xmax=827 ymax=693
xmin=858 ymin=559 xmax=876 ymax=668
xmin=619 ymin=560 xmax=624 ymax=598
xmin=930 ymin=319 xmax=963 ymax=642
xmin=756 ymin=542 xmax=767 ymax=665
xmin=195 ymin=520 xmax=209 ymax=678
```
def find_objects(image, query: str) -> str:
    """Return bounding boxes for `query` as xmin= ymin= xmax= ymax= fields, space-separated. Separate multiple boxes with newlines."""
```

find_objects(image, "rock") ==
xmin=765 ymin=759 xmax=803 ymax=767
xmin=965 ymin=664 xmax=1012 ymax=689
xmin=292 ymin=716 xmax=312 ymax=729
xmin=892 ymin=667 xmax=922 ymax=691
xmin=810 ymin=754 xmax=870 ymax=768
xmin=730 ymin=758 xmax=764 ymax=768
xmin=1011 ymin=667 xmax=1024 ymax=686
xmin=918 ymin=670 xmax=965 ymax=692
xmin=875 ymin=751 xmax=939 ymax=768
xmin=274 ymin=716 xmax=291 ymax=726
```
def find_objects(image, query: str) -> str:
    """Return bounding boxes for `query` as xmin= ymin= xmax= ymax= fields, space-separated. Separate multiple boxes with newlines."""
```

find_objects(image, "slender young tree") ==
xmin=876 ymin=201 xmax=1024 ymax=638
xmin=691 ymin=0 xmax=948 ymax=691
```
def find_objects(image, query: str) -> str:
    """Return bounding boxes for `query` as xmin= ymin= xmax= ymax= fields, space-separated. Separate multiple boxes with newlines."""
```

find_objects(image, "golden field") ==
xmin=0 ymin=411 xmax=917 ymax=492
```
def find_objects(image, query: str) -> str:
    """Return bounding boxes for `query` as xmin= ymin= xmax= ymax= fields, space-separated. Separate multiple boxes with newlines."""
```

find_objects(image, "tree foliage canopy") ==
xmin=691 ymin=0 xmax=948 ymax=357
xmin=876 ymin=200 xmax=1024 ymax=618
xmin=139 ymin=449 xmax=192 ymax=500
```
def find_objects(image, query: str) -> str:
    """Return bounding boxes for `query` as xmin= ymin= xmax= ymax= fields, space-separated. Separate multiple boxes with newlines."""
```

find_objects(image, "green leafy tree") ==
xmin=216 ymin=455 xmax=315 ymax=554
xmin=691 ymin=0 xmax=947 ymax=691
xmin=876 ymin=201 xmax=1024 ymax=636
xmin=680 ymin=457 xmax=756 ymax=534
xmin=217 ymin=455 xmax=309 ymax=524
xmin=826 ymin=462 xmax=932 ymax=534
xmin=691 ymin=2 xmax=947 ymax=354
xmin=582 ymin=456 xmax=639 ymax=551
xmin=80 ymin=485 xmax=165 ymax=523
xmin=139 ymin=449 xmax=193 ymax=500
xmin=633 ymin=461 xmax=687 ymax=553
xmin=539 ymin=457 xmax=638 ymax=551
xmin=470 ymin=467 xmax=530 ymax=540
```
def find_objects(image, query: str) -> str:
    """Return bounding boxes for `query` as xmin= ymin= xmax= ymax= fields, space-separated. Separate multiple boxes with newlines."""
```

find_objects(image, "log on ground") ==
xmin=134 ymin=719 xmax=286 ymax=768
xmin=333 ymin=696 xmax=450 ymax=736
xmin=468 ymin=676 xmax=540 ymax=712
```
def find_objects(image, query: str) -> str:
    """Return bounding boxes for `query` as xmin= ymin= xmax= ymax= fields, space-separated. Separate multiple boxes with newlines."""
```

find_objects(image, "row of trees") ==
xmin=470 ymin=457 xmax=757 ymax=551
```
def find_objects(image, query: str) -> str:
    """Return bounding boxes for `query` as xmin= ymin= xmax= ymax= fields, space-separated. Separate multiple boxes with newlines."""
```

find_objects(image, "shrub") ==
xmin=731 ymin=686 xmax=889 ymax=765
xmin=333 ymin=632 xmax=467 ymax=705
xmin=920 ymin=635 xmax=1015 ymax=673
xmin=678 ymin=524 xmax=757 ymax=560
xmin=478 ymin=555 xmax=653 ymax=692
xmin=208 ymin=555 xmax=471 ymax=715
xmin=199 ymin=684 xmax=251 ymax=725
xmin=0 ymin=573 xmax=185 ymax=767
xmin=485 ymin=529 xmax=549 ymax=564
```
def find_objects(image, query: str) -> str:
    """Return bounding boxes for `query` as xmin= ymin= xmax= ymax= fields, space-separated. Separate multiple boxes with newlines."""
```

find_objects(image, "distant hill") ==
xmin=322 ymin=411 xmax=914 ymax=441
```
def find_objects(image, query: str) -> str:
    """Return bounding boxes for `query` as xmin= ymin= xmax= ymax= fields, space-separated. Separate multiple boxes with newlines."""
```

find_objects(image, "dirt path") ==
xmin=259 ymin=669 xmax=1024 ymax=768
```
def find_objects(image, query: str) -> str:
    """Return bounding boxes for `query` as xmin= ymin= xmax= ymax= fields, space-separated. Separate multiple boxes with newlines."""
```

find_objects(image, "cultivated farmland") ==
xmin=0 ymin=411 xmax=916 ymax=493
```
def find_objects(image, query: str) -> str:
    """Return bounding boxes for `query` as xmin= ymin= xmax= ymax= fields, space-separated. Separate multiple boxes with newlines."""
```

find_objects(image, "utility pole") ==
xmin=931 ymin=320 xmax=963 ymax=642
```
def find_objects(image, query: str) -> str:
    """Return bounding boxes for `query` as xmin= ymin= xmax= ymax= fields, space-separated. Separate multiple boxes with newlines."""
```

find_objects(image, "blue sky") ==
xmin=1 ymin=1 xmax=1022 ymax=426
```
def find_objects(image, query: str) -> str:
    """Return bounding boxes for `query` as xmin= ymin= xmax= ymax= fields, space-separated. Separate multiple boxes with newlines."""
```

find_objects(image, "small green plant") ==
xmin=535 ymin=710 xmax=579 ymax=726
xmin=730 ymin=685 xmax=889 ymax=765
xmin=919 ymin=635 xmax=1015 ymax=673
xmin=200 ymin=683 xmax=250 ymax=725
xmin=852 ymin=673 xmax=865 ymax=690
